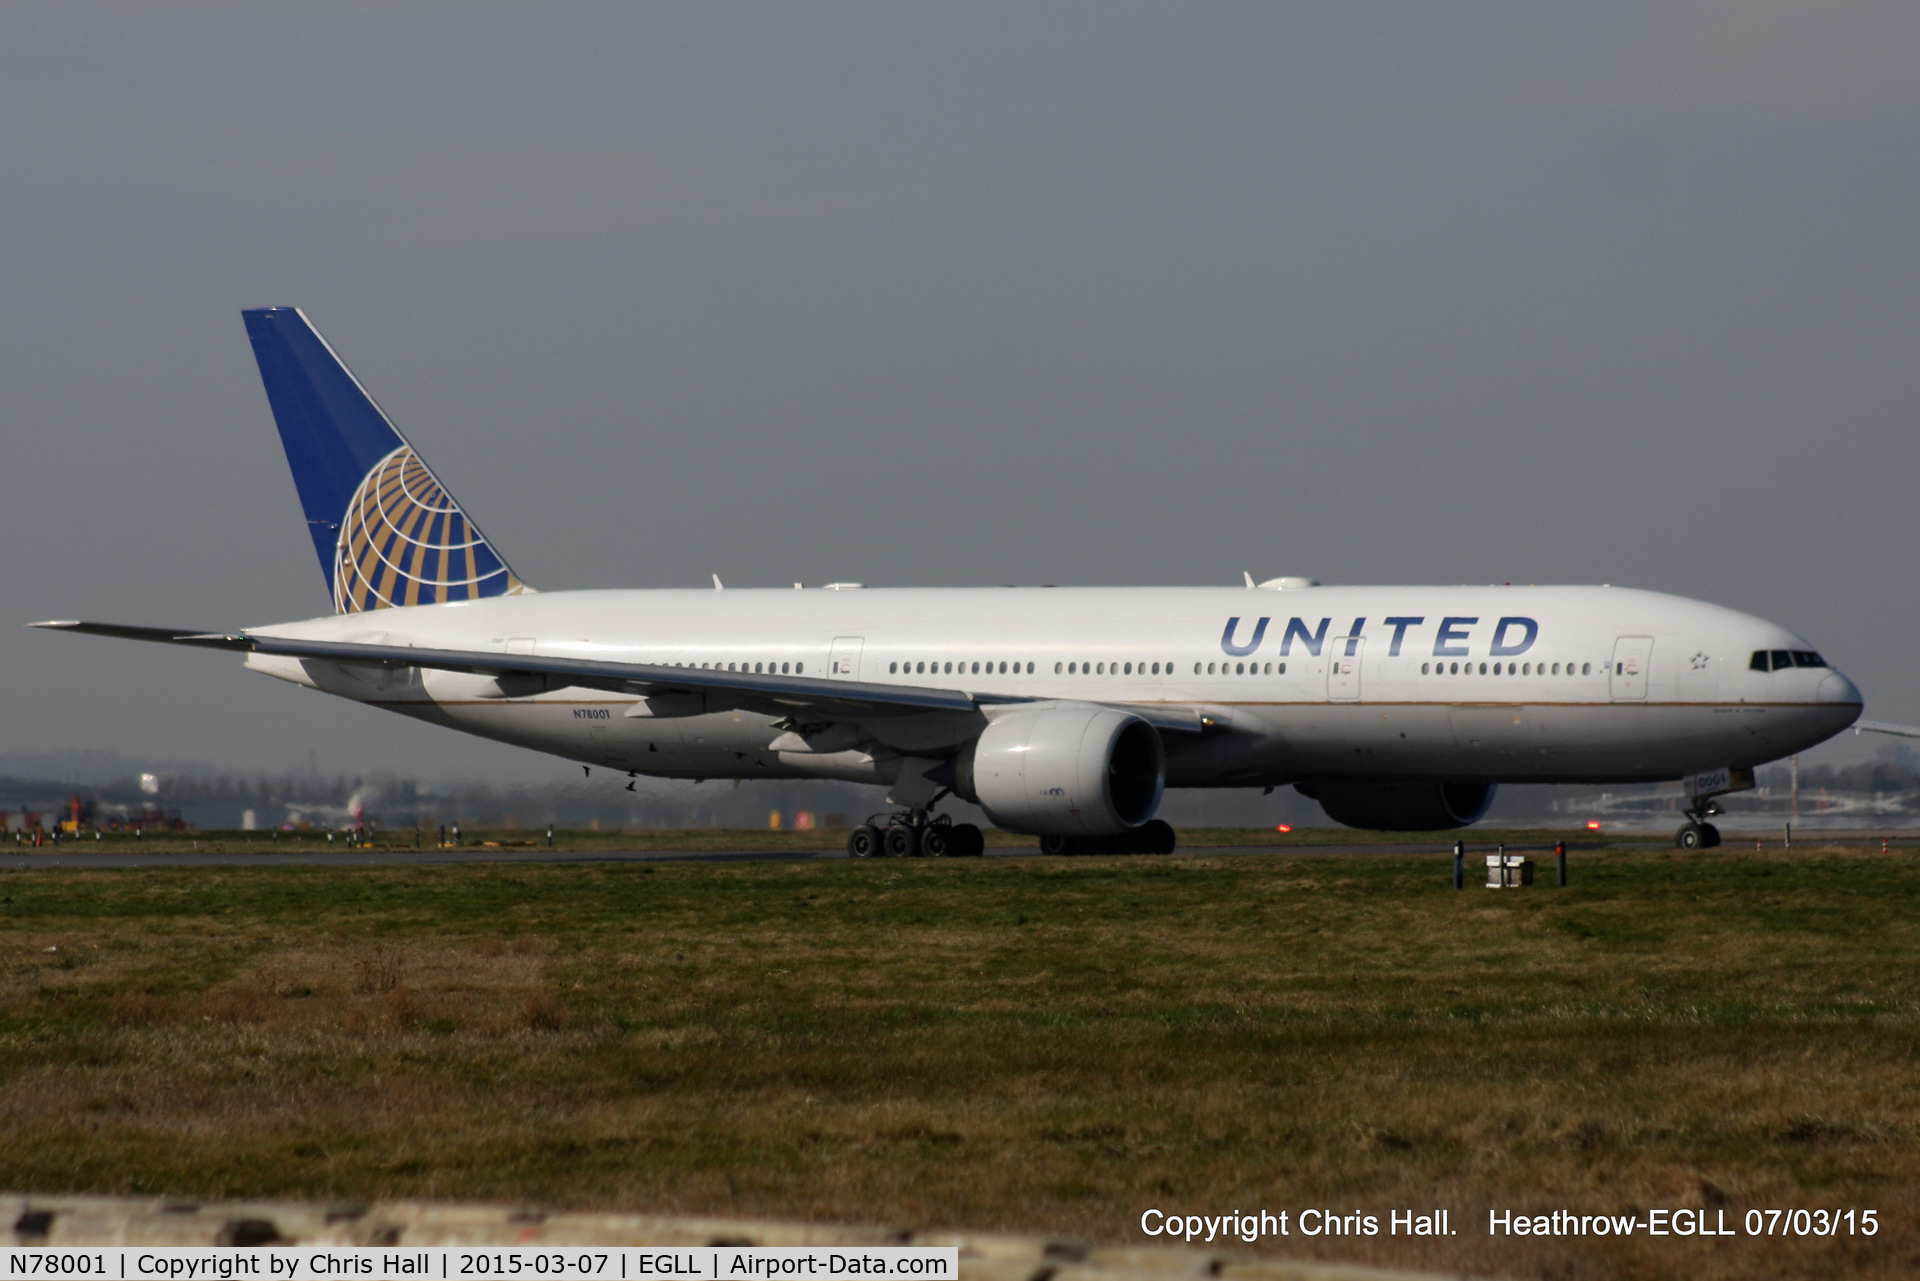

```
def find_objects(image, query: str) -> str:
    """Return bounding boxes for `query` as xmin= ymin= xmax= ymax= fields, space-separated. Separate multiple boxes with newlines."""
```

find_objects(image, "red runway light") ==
xmin=1585 ymin=820 xmax=1601 ymax=830
xmin=1276 ymin=824 xmax=1293 ymax=833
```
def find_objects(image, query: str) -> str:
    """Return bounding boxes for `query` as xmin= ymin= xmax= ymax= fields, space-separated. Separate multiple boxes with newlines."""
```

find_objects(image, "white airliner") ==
xmin=34 ymin=309 xmax=1866 ymax=856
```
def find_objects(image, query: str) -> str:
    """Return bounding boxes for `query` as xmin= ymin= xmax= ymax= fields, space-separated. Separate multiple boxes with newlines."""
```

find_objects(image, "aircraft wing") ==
xmin=29 ymin=621 xmax=1204 ymax=733
xmin=1854 ymin=719 xmax=1920 ymax=740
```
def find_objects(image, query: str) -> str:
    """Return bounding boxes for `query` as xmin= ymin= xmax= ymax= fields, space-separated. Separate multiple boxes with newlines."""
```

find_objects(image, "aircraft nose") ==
xmin=1818 ymin=671 xmax=1863 ymax=707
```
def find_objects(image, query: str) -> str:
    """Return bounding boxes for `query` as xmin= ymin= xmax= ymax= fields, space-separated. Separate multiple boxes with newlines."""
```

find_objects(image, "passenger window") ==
xmin=1478 ymin=663 xmax=1487 ymax=675
xmin=1581 ymin=662 xmax=1590 ymax=675
xmin=1449 ymin=662 xmax=1459 ymax=675
xmin=1055 ymin=662 xmax=1064 ymax=674
xmin=1263 ymin=662 xmax=1272 ymax=674
xmin=998 ymin=661 xmax=1007 ymax=674
xmin=782 ymin=662 xmax=790 ymax=674
xmin=1422 ymin=662 xmax=1430 ymax=674
xmin=1278 ymin=662 xmax=1286 ymax=675
xmin=1123 ymin=662 xmax=1132 ymax=675
xmin=1207 ymin=662 xmax=1216 ymax=675
xmin=1492 ymin=663 xmax=1501 ymax=675
xmin=1026 ymin=662 xmax=1034 ymax=673
xmin=1193 ymin=663 xmax=1202 ymax=675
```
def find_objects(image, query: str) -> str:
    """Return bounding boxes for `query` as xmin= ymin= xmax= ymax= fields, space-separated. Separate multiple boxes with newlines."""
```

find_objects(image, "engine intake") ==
xmin=1300 ymin=780 xmax=1496 ymax=832
xmin=953 ymin=707 xmax=1164 ymax=836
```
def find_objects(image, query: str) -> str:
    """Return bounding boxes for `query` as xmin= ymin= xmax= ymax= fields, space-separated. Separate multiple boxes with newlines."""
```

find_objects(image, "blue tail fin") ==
xmin=242 ymin=308 xmax=528 ymax=613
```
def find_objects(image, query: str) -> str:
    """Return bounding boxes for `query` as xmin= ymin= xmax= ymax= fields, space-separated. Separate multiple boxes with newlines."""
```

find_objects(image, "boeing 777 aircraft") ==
xmin=35 ymin=309 xmax=1866 ymax=855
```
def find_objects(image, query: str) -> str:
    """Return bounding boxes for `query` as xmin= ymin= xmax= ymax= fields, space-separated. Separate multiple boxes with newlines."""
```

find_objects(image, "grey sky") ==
xmin=4 ymin=3 xmax=1917 ymax=782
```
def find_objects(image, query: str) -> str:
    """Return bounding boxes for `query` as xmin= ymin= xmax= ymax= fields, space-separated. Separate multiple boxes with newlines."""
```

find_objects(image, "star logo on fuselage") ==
xmin=1690 ymin=652 xmax=1710 ymax=670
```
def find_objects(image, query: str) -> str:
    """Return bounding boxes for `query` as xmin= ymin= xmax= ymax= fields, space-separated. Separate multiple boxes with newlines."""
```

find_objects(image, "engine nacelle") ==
xmin=953 ymin=708 xmax=1164 ymax=836
xmin=1300 ymin=780 xmax=1496 ymax=832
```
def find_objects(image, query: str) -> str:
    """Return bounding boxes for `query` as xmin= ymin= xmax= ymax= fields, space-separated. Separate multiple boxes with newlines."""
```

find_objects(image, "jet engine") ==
xmin=952 ymin=707 xmax=1164 ymax=836
xmin=1298 ymin=780 xmax=1496 ymax=831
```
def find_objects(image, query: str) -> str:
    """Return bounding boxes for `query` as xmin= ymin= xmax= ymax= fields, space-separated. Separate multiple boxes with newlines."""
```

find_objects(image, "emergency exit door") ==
xmin=829 ymin=636 xmax=864 ymax=680
xmin=1327 ymin=638 xmax=1363 ymax=702
xmin=1610 ymin=636 xmax=1653 ymax=701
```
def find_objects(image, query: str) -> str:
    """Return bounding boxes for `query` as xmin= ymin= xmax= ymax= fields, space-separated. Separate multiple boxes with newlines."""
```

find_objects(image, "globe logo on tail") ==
xmin=333 ymin=446 xmax=523 ymax=613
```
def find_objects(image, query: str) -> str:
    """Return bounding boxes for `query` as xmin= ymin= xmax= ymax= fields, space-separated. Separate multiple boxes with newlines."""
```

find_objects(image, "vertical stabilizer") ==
xmin=242 ymin=308 xmax=528 ymax=613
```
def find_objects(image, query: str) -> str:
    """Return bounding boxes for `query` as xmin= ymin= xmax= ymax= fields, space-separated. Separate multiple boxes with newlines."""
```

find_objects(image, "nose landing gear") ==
xmin=1676 ymin=800 xmax=1723 ymax=850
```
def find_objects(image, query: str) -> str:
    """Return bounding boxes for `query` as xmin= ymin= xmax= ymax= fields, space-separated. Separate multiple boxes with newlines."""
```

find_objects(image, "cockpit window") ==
xmin=1753 ymin=649 xmax=1829 ymax=672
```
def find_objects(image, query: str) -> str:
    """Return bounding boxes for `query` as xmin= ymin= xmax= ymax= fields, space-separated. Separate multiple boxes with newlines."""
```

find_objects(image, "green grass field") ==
xmin=2 ymin=843 xmax=1914 ymax=1279
xmin=12 ymin=822 xmax=1646 ymax=854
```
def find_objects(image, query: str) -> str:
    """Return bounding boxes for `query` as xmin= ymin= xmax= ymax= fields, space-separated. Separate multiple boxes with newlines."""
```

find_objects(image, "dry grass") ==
xmin=1 ymin=846 xmax=1916 ymax=1279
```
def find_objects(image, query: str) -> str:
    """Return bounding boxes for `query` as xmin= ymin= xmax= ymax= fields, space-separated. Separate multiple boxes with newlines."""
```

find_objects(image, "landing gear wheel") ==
xmin=920 ymin=825 xmax=951 ymax=858
xmin=1676 ymin=823 xmax=1707 ymax=850
xmin=847 ymin=824 xmax=881 ymax=859
xmin=950 ymin=823 xmax=984 ymax=858
xmin=884 ymin=824 xmax=921 ymax=858
xmin=1135 ymin=820 xmax=1177 ymax=855
xmin=1699 ymin=822 xmax=1721 ymax=848
xmin=1039 ymin=834 xmax=1071 ymax=857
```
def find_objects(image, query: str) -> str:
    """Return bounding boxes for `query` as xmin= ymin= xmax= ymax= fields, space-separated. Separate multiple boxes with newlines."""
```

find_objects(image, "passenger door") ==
xmin=829 ymin=636 xmax=864 ymax=681
xmin=1327 ymin=637 xmax=1363 ymax=702
xmin=1610 ymin=636 xmax=1653 ymax=702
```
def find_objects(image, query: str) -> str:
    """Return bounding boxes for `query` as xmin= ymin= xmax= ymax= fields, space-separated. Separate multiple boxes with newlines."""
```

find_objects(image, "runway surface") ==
xmin=0 ymin=844 xmax=1476 ymax=870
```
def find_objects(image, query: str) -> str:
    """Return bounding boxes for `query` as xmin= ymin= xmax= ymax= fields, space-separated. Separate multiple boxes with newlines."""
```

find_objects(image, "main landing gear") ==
xmin=1039 ymin=820 xmax=1177 ymax=857
xmin=847 ymin=811 xmax=985 ymax=859
xmin=846 ymin=812 xmax=1178 ymax=858
xmin=1676 ymin=799 xmax=1723 ymax=850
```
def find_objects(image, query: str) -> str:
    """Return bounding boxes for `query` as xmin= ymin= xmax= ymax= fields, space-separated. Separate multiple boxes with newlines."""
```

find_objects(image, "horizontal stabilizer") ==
xmin=28 ymin=620 xmax=248 ymax=649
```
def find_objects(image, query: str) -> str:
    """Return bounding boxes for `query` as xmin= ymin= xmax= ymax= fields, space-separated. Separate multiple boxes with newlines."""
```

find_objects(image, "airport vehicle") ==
xmin=34 ymin=309 xmax=1865 ymax=853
